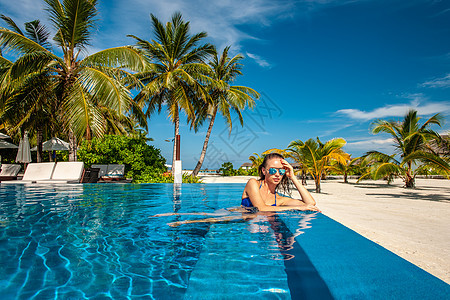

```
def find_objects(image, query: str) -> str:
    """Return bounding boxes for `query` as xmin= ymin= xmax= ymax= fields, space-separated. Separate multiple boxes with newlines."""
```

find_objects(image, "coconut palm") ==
xmin=0 ymin=0 xmax=146 ymax=161
xmin=0 ymin=15 xmax=56 ymax=162
xmin=361 ymin=110 xmax=449 ymax=187
xmin=129 ymin=12 xmax=215 ymax=174
xmin=191 ymin=47 xmax=258 ymax=176
xmin=328 ymin=156 xmax=360 ymax=183
xmin=267 ymin=137 xmax=349 ymax=192
xmin=249 ymin=152 xmax=265 ymax=169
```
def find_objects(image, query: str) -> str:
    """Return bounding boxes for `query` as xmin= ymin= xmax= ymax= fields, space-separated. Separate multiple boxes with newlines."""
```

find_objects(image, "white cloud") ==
xmin=421 ymin=74 xmax=450 ymax=88
xmin=0 ymin=0 xmax=371 ymax=61
xmin=344 ymin=138 xmax=395 ymax=153
xmin=346 ymin=138 xmax=393 ymax=147
xmin=98 ymin=0 xmax=297 ymax=51
xmin=336 ymin=98 xmax=450 ymax=121
xmin=319 ymin=123 xmax=353 ymax=137
xmin=246 ymin=52 xmax=272 ymax=68
xmin=1 ymin=0 xmax=296 ymax=52
xmin=0 ymin=0 xmax=46 ymax=25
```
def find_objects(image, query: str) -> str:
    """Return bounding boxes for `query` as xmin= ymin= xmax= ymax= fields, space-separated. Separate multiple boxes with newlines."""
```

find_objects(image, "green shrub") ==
xmin=236 ymin=167 xmax=258 ymax=176
xmin=133 ymin=168 xmax=173 ymax=183
xmin=182 ymin=173 xmax=203 ymax=183
xmin=134 ymin=171 xmax=203 ymax=183
xmin=218 ymin=162 xmax=236 ymax=176
xmin=78 ymin=135 xmax=166 ymax=181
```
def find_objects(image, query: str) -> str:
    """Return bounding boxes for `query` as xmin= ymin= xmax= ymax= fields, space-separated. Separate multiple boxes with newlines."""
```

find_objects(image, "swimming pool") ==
xmin=0 ymin=183 xmax=448 ymax=299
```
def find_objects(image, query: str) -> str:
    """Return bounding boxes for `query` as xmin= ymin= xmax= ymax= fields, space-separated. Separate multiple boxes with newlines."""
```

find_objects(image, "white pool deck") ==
xmin=198 ymin=176 xmax=450 ymax=284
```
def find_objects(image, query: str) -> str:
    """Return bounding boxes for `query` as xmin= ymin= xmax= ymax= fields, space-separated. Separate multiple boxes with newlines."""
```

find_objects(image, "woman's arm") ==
xmin=290 ymin=176 xmax=316 ymax=206
xmin=277 ymin=195 xmax=321 ymax=211
xmin=280 ymin=159 xmax=316 ymax=206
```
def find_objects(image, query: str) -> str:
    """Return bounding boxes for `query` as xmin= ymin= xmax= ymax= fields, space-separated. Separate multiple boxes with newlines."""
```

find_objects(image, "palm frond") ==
xmin=45 ymin=0 xmax=98 ymax=49
xmin=9 ymin=51 xmax=56 ymax=80
xmin=78 ymin=66 xmax=132 ymax=113
xmin=62 ymin=80 xmax=106 ymax=140
xmin=0 ymin=28 xmax=48 ymax=55
xmin=1 ymin=15 xmax=24 ymax=35
xmin=81 ymin=46 xmax=146 ymax=72
xmin=372 ymin=162 xmax=403 ymax=180
xmin=24 ymin=20 xmax=52 ymax=49
xmin=404 ymin=150 xmax=450 ymax=175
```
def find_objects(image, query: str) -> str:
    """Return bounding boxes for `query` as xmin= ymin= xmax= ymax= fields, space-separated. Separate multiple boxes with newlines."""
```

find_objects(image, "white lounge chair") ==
xmin=36 ymin=161 xmax=84 ymax=184
xmin=0 ymin=164 xmax=21 ymax=181
xmin=104 ymin=164 xmax=125 ymax=179
xmin=91 ymin=164 xmax=108 ymax=177
xmin=2 ymin=162 xmax=56 ymax=184
xmin=92 ymin=164 xmax=125 ymax=181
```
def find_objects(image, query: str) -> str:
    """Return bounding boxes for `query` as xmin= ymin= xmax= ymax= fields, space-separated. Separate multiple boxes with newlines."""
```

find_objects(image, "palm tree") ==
xmin=0 ymin=0 xmax=146 ymax=161
xmin=0 ymin=15 xmax=55 ymax=162
xmin=249 ymin=152 xmax=265 ymax=169
xmin=191 ymin=47 xmax=258 ymax=176
xmin=267 ymin=137 xmax=349 ymax=192
xmin=328 ymin=156 xmax=360 ymax=183
xmin=361 ymin=110 xmax=449 ymax=187
xmin=129 ymin=12 xmax=215 ymax=174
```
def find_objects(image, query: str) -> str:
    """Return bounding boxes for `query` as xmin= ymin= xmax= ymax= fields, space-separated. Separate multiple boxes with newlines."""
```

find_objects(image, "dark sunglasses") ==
xmin=268 ymin=168 xmax=286 ymax=176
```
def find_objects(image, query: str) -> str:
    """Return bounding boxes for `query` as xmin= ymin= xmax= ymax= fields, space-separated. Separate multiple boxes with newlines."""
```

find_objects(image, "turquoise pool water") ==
xmin=0 ymin=183 xmax=448 ymax=299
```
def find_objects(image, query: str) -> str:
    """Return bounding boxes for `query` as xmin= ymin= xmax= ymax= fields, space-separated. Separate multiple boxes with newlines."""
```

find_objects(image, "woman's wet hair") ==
xmin=258 ymin=153 xmax=291 ymax=196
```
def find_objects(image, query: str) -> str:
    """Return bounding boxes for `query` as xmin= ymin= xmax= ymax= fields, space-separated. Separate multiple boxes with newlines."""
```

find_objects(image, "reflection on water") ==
xmin=247 ymin=212 xmax=318 ymax=260
xmin=266 ymin=213 xmax=333 ymax=299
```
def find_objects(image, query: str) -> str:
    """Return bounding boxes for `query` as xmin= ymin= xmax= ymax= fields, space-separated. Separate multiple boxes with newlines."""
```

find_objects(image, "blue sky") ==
xmin=1 ymin=0 xmax=449 ymax=169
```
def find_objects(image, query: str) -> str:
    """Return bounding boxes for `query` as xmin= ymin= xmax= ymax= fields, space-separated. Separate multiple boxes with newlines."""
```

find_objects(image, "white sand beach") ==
xmin=199 ymin=175 xmax=450 ymax=284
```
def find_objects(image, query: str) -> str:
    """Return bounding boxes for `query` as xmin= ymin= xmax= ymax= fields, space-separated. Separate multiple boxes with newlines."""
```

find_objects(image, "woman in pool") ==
xmin=153 ymin=153 xmax=320 ymax=226
xmin=241 ymin=153 xmax=319 ymax=212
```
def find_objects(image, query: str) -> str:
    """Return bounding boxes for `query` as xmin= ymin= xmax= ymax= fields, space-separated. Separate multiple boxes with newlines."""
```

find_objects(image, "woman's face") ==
xmin=263 ymin=158 xmax=284 ymax=185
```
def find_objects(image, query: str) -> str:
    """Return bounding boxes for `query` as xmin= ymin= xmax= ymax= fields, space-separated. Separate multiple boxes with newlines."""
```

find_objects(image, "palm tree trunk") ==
xmin=172 ymin=110 xmax=180 ymax=176
xmin=68 ymin=130 xmax=77 ymax=161
xmin=405 ymin=177 xmax=415 ymax=188
xmin=344 ymin=172 xmax=348 ymax=183
xmin=315 ymin=176 xmax=321 ymax=193
xmin=301 ymin=170 xmax=307 ymax=185
xmin=405 ymin=162 xmax=415 ymax=188
xmin=192 ymin=111 xmax=216 ymax=177
xmin=36 ymin=127 xmax=43 ymax=163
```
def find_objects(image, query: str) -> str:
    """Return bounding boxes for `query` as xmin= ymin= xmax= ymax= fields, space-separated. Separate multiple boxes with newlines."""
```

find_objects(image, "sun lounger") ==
xmin=36 ymin=162 xmax=84 ymax=184
xmin=0 ymin=164 xmax=21 ymax=181
xmin=104 ymin=164 xmax=125 ymax=180
xmin=92 ymin=164 xmax=125 ymax=181
xmin=2 ymin=162 xmax=56 ymax=184
xmin=81 ymin=167 xmax=100 ymax=183
xmin=91 ymin=164 xmax=108 ymax=177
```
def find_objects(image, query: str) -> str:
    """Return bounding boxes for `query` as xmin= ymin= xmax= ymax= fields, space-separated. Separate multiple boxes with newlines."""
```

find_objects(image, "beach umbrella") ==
xmin=16 ymin=131 xmax=32 ymax=163
xmin=0 ymin=137 xmax=17 ymax=163
xmin=0 ymin=139 xmax=18 ymax=149
xmin=31 ymin=137 xmax=70 ymax=151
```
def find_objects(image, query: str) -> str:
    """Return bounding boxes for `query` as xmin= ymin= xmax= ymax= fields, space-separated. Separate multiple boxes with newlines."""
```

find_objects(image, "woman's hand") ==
xmin=294 ymin=204 xmax=321 ymax=212
xmin=280 ymin=159 xmax=295 ymax=180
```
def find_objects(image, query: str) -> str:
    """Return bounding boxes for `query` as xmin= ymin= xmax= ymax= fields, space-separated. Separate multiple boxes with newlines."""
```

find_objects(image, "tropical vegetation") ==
xmin=191 ymin=46 xmax=258 ymax=176
xmin=78 ymin=134 xmax=166 ymax=181
xmin=249 ymin=152 xmax=265 ymax=169
xmin=128 ymin=12 xmax=215 ymax=175
xmin=328 ymin=156 xmax=361 ymax=183
xmin=0 ymin=0 xmax=146 ymax=162
xmin=218 ymin=161 xmax=236 ymax=176
xmin=359 ymin=109 xmax=449 ymax=188
xmin=266 ymin=137 xmax=349 ymax=192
